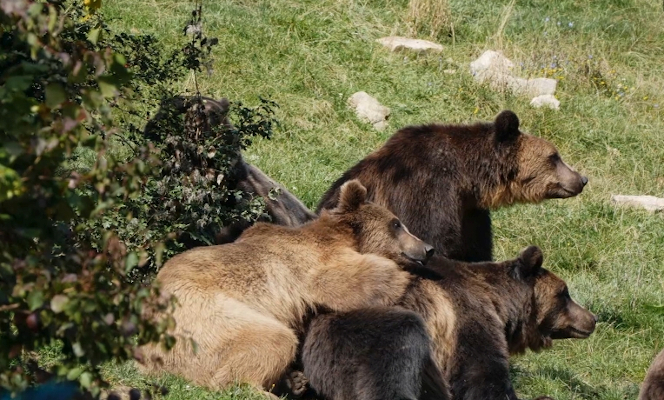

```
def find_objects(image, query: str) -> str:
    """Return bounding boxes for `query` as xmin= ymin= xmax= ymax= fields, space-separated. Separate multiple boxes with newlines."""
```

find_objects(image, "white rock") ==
xmin=530 ymin=94 xmax=560 ymax=110
xmin=470 ymin=50 xmax=559 ymax=100
xmin=525 ymin=77 xmax=557 ymax=97
xmin=443 ymin=69 xmax=456 ymax=74
xmin=348 ymin=91 xmax=390 ymax=131
xmin=470 ymin=50 xmax=514 ymax=82
xmin=376 ymin=36 xmax=443 ymax=54
xmin=611 ymin=195 xmax=664 ymax=212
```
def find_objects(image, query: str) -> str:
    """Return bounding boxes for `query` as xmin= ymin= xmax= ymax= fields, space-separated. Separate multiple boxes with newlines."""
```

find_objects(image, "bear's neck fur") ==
xmin=312 ymin=210 xmax=363 ymax=252
xmin=468 ymin=261 xmax=551 ymax=354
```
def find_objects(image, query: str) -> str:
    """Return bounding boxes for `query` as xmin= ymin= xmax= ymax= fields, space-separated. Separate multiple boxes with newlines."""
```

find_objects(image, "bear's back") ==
xmin=156 ymin=223 xmax=344 ymax=319
xmin=316 ymin=122 xmax=496 ymax=261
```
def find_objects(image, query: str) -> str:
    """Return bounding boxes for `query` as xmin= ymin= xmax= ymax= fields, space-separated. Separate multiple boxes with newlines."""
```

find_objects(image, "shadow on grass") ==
xmin=514 ymin=364 xmax=641 ymax=400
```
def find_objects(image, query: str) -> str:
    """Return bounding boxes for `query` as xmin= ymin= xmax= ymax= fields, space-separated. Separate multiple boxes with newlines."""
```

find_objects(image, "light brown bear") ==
xmin=138 ymin=180 xmax=435 ymax=398
xmin=317 ymin=110 xmax=587 ymax=262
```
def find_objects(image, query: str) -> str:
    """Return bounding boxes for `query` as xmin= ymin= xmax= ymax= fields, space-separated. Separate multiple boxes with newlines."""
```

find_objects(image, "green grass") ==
xmin=98 ymin=0 xmax=664 ymax=398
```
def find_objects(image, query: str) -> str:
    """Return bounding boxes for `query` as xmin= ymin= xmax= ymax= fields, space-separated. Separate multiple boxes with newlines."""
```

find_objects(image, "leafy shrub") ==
xmin=0 ymin=0 xmax=277 ymax=395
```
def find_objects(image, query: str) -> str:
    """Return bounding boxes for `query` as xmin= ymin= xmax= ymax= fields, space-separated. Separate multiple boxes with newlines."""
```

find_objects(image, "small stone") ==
xmin=443 ymin=69 xmax=456 ymax=74
xmin=470 ymin=50 xmax=514 ymax=81
xmin=530 ymin=94 xmax=560 ymax=110
xmin=524 ymin=77 xmax=557 ymax=97
xmin=611 ymin=195 xmax=664 ymax=212
xmin=348 ymin=91 xmax=390 ymax=131
xmin=376 ymin=36 xmax=443 ymax=54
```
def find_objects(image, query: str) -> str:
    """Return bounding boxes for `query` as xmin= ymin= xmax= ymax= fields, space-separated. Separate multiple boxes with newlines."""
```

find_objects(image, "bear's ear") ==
xmin=334 ymin=179 xmax=368 ymax=213
xmin=494 ymin=110 xmax=521 ymax=143
xmin=511 ymin=245 xmax=543 ymax=280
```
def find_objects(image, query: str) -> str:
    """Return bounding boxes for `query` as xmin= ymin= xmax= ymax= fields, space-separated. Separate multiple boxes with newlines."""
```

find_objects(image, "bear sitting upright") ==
xmin=317 ymin=110 xmax=588 ymax=262
xmin=138 ymin=180 xmax=436 ymax=398
xmin=301 ymin=246 xmax=597 ymax=400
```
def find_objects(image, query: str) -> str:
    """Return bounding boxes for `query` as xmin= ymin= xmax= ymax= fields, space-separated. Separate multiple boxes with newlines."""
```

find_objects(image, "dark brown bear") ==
xmin=317 ymin=110 xmax=587 ymax=262
xmin=640 ymin=348 xmax=664 ymax=400
xmin=144 ymin=95 xmax=316 ymax=245
xmin=301 ymin=307 xmax=451 ymax=400
xmin=300 ymin=246 xmax=596 ymax=400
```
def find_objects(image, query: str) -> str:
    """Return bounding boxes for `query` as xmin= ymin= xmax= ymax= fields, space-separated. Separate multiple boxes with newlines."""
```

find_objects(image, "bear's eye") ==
xmin=549 ymin=153 xmax=560 ymax=163
xmin=392 ymin=219 xmax=402 ymax=230
xmin=558 ymin=287 xmax=570 ymax=299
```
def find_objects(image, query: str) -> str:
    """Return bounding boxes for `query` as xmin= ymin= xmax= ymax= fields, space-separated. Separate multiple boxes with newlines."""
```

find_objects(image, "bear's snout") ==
xmin=581 ymin=175 xmax=589 ymax=186
xmin=400 ymin=236 xmax=435 ymax=265
xmin=551 ymin=300 xmax=597 ymax=340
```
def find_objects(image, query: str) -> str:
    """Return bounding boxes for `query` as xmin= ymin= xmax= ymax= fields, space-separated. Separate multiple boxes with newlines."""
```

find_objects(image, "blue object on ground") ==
xmin=0 ymin=381 xmax=80 ymax=400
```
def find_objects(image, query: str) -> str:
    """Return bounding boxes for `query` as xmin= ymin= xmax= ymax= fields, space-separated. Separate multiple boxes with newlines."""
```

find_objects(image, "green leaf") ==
xmin=87 ymin=28 xmax=101 ymax=45
xmin=27 ymin=290 xmax=44 ymax=311
xmin=72 ymin=342 xmax=84 ymax=357
xmin=50 ymin=294 xmax=69 ymax=313
xmin=82 ymin=90 xmax=103 ymax=109
xmin=97 ymin=76 xmax=117 ymax=98
xmin=5 ymin=76 xmax=33 ymax=92
xmin=45 ymin=83 xmax=66 ymax=109
xmin=79 ymin=372 xmax=92 ymax=389
xmin=125 ymin=252 xmax=139 ymax=273
xmin=113 ymin=53 xmax=126 ymax=66
xmin=66 ymin=367 xmax=82 ymax=380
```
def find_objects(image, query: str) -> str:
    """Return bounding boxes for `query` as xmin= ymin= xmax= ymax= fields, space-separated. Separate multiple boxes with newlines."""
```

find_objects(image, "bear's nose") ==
xmin=581 ymin=176 xmax=588 ymax=186
xmin=424 ymin=244 xmax=435 ymax=260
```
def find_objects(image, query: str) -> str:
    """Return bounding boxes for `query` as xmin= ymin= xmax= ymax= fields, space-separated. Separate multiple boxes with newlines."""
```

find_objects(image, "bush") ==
xmin=0 ymin=0 xmax=276 ymax=395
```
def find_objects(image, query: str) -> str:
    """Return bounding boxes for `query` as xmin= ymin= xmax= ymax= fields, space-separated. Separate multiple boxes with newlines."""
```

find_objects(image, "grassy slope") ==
xmin=101 ymin=0 xmax=664 ymax=399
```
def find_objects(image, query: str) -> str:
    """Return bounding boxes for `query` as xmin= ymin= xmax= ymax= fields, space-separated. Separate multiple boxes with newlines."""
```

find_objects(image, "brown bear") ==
xmin=300 ymin=246 xmax=596 ymax=400
xmin=317 ymin=110 xmax=588 ymax=262
xmin=138 ymin=180 xmax=436 ymax=398
xmin=144 ymin=95 xmax=316 ymax=245
xmin=639 ymin=348 xmax=664 ymax=400
xmin=301 ymin=307 xmax=451 ymax=400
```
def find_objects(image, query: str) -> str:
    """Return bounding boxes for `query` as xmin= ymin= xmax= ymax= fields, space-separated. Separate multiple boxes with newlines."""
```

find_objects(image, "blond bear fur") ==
xmin=139 ymin=180 xmax=431 ymax=396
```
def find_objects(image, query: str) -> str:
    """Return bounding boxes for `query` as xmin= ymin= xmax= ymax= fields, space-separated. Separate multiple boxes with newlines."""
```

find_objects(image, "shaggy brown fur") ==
xmin=317 ymin=110 xmax=587 ymax=262
xmin=144 ymin=95 xmax=316 ymax=246
xmin=640 ymin=348 xmax=664 ymax=400
xmin=299 ymin=247 xmax=596 ymax=400
xmin=302 ymin=307 xmax=451 ymax=400
xmin=138 ymin=180 xmax=434 ymax=397
xmin=396 ymin=246 xmax=595 ymax=400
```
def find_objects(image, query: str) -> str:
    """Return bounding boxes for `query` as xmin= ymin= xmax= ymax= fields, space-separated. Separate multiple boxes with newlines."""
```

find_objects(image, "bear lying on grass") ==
xmin=640 ymin=348 xmax=664 ymax=400
xmin=138 ymin=180 xmax=436 ymax=398
xmin=318 ymin=110 xmax=588 ymax=262
xmin=301 ymin=246 xmax=596 ymax=400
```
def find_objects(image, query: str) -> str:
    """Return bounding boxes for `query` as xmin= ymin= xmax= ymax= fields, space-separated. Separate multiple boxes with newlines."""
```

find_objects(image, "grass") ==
xmin=97 ymin=0 xmax=664 ymax=398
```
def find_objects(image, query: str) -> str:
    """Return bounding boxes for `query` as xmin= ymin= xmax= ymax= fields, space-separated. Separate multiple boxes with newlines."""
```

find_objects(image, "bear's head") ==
xmin=486 ymin=110 xmax=588 ymax=208
xmin=509 ymin=246 xmax=597 ymax=353
xmin=328 ymin=179 xmax=435 ymax=266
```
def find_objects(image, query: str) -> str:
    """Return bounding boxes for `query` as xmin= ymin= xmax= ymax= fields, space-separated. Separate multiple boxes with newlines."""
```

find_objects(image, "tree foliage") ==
xmin=0 ymin=0 xmax=276 ymax=395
